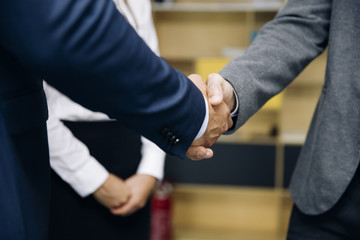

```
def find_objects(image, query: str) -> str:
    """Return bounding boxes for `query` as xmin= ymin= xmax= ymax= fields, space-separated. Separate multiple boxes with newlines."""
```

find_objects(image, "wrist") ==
xmin=93 ymin=173 xmax=112 ymax=197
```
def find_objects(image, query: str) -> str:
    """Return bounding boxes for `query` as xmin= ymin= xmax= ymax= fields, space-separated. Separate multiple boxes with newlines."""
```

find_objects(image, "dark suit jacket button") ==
xmin=161 ymin=128 xmax=170 ymax=137
xmin=166 ymin=131 xmax=173 ymax=138
xmin=171 ymin=138 xmax=180 ymax=145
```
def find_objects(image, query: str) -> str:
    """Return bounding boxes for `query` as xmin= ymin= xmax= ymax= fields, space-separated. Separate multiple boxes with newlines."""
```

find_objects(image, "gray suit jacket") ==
xmin=220 ymin=0 xmax=360 ymax=215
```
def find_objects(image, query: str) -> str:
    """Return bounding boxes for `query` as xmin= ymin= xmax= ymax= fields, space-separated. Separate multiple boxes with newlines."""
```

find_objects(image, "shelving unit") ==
xmin=152 ymin=1 xmax=283 ymax=12
xmin=152 ymin=1 xmax=281 ymax=59
xmin=153 ymin=1 xmax=326 ymax=239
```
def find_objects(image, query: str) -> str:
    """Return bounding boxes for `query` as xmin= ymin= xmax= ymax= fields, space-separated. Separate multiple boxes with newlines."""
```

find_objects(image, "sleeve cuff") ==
xmin=230 ymin=89 xmax=239 ymax=117
xmin=194 ymin=94 xmax=209 ymax=140
xmin=137 ymin=137 xmax=166 ymax=180
xmin=66 ymin=157 xmax=109 ymax=197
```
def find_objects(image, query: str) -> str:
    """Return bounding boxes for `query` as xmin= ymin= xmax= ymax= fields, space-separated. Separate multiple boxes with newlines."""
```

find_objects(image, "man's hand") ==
xmin=186 ymin=74 xmax=233 ymax=160
xmin=93 ymin=173 xmax=130 ymax=210
xmin=110 ymin=174 xmax=157 ymax=216
xmin=206 ymin=73 xmax=236 ymax=111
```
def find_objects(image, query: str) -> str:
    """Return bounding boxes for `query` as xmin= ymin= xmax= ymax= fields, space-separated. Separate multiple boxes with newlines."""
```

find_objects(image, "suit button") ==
xmin=161 ymin=128 xmax=170 ymax=136
xmin=161 ymin=128 xmax=180 ymax=145
xmin=170 ymin=137 xmax=180 ymax=145
xmin=161 ymin=128 xmax=173 ymax=139
xmin=170 ymin=135 xmax=176 ymax=141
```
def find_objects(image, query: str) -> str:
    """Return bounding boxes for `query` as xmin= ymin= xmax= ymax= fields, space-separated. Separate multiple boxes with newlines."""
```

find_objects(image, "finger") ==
xmin=186 ymin=146 xmax=206 ymax=160
xmin=188 ymin=74 xmax=203 ymax=82
xmin=112 ymin=196 xmax=129 ymax=209
xmin=110 ymin=207 xmax=126 ymax=216
xmin=110 ymin=202 xmax=134 ymax=216
xmin=206 ymin=73 xmax=224 ymax=106
xmin=188 ymin=74 xmax=206 ymax=93
xmin=228 ymin=114 xmax=233 ymax=130
xmin=186 ymin=146 xmax=213 ymax=160
xmin=118 ymin=191 xmax=131 ymax=206
xmin=119 ymin=203 xmax=138 ymax=216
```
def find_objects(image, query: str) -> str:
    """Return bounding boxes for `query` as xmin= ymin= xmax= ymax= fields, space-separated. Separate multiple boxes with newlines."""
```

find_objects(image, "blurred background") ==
xmin=149 ymin=0 xmax=326 ymax=239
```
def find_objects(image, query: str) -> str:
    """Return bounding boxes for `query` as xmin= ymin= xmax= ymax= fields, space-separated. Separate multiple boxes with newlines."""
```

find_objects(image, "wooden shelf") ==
xmin=171 ymin=185 xmax=292 ymax=240
xmin=174 ymin=227 xmax=282 ymax=240
xmin=218 ymin=134 xmax=278 ymax=145
xmin=152 ymin=1 xmax=284 ymax=12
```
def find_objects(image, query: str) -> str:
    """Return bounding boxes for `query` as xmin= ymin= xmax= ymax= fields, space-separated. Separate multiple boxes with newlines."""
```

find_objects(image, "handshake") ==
xmin=186 ymin=73 xmax=236 ymax=160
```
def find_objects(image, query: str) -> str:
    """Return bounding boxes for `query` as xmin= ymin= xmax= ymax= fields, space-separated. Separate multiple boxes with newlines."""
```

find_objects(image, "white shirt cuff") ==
xmin=231 ymin=89 xmax=239 ymax=117
xmin=136 ymin=137 xmax=166 ymax=180
xmin=58 ymin=157 xmax=109 ymax=198
xmin=194 ymin=94 xmax=209 ymax=140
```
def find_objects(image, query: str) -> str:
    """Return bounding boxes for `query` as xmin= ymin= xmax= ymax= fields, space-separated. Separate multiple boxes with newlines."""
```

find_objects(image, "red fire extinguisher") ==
xmin=150 ymin=181 xmax=173 ymax=240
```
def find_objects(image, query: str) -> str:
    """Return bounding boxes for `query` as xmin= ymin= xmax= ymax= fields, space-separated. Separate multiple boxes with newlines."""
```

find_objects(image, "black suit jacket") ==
xmin=0 ymin=0 xmax=205 ymax=238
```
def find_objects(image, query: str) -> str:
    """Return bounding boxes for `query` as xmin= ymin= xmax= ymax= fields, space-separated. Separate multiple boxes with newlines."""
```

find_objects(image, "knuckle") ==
xmin=223 ymin=108 xmax=230 ymax=116
xmin=208 ymin=73 xmax=217 ymax=80
xmin=222 ymin=124 xmax=228 ymax=132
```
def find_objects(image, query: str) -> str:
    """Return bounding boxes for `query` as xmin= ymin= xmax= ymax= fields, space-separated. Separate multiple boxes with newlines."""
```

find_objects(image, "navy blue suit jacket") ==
xmin=0 ymin=0 xmax=205 ymax=239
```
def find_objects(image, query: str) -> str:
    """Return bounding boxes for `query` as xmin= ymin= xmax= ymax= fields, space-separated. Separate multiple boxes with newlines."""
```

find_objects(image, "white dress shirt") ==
xmin=46 ymin=0 xmax=166 ymax=197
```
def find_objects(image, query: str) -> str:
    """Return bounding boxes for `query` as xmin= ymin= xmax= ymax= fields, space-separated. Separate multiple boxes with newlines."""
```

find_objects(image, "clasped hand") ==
xmin=93 ymin=173 xmax=157 ymax=216
xmin=186 ymin=73 xmax=236 ymax=160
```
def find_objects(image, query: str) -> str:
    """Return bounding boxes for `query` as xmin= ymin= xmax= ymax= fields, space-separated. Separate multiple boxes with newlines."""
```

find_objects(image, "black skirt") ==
xmin=48 ymin=121 xmax=150 ymax=240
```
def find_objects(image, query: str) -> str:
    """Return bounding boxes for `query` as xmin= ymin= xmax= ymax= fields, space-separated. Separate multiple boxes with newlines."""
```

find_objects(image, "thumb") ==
xmin=206 ymin=73 xmax=224 ymax=106
xmin=186 ymin=146 xmax=213 ymax=160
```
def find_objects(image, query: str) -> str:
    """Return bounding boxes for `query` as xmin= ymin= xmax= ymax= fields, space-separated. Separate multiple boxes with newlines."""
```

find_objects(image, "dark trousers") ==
xmin=287 ymin=166 xmax=360 ymax=240
xmin=48 ymin=121 xmax=150 ymax=240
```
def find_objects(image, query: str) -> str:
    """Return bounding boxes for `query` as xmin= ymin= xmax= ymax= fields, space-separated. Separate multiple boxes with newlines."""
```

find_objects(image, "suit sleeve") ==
xmin=0 ymin=0 xmax=205 ymax=158
xmin=220 ymin=0 xmax=331 ymax=132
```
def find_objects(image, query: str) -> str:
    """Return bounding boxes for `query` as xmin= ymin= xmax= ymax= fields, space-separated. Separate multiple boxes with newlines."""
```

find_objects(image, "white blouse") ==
xmin=45 ymin=0 xmax=165 ymax=197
